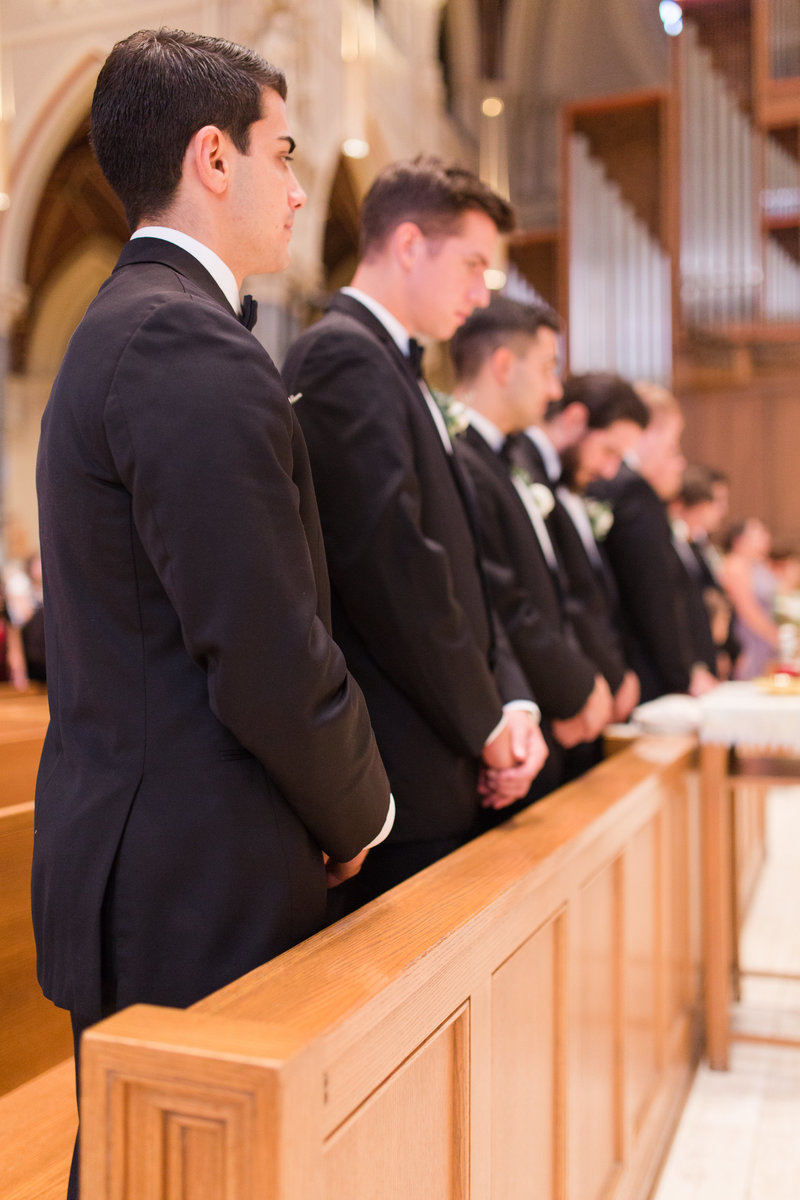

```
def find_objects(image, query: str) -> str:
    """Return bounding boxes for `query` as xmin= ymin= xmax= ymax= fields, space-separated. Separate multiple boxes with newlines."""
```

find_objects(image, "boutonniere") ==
xmin=432 ymin=390 xmax=470 ymax=438
xmin=511 ymin=467 xmax=555 ymax=517
xmin=288 ymin=392 xmax=303 ymax=405
xmin=583 ymin=497 xmax=614 ymax=540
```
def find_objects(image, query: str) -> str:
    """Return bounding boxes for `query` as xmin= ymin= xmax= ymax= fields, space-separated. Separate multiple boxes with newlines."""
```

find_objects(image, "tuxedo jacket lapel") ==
xmin=114 ymin=238 xmax=238 ymax=317
xmin=328 ymin=295 xmax=496 ymax=661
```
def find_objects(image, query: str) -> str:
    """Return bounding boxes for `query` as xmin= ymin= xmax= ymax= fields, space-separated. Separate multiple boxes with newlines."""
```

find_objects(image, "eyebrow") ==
xmin=278 ymin=135 xmax=297 ymax=154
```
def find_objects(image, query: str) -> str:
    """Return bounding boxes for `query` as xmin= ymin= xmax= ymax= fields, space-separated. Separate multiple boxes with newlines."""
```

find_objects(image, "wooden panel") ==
xmin=571 ymin=860 xmax=621 ymax=1200
xmin=732 ymin=783 xmax=768 ymax=926
xmin=490 ymin=914 xmax=564 ymax=1200
xmin=680 ymin=377 xmax=800 ymax=547
xmin=0 ymin=805 xmax=73 ymax=1094
xmin=624 ymin=821 xmax=660 ymax=1140
xmin=72 ymin=737 xmax=702 ymax=1200
xmin=0 ymin=1060 xmax=75 ymax=1200
xmin=661 ymin=777 xmax=693 ymax=1040
xmin=325 ymin=1008 xmax=468 ymax=1200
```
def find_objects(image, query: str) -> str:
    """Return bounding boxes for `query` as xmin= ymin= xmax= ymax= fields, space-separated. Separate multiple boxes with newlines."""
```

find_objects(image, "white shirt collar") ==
xmin=524 ymin=425 xmax=561 ymax=483
xmin=340 ymin=287 xmax=411 ymax=355
xmin=131 ymin=227 xmax=241 ymax=315
xmin=466 ymin=408 xmax=505 ymax=453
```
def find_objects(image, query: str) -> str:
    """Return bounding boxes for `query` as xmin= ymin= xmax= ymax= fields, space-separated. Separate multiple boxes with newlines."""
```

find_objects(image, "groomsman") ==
xmin=538 ymin=372 xmax=650 ymax=721
xmin=35 ymin=29 xmax=392 ymax=1200
xmin=449 ymin=298 xmax=613 ymax=807
xmin=669 ymin=464 xmax=732 ymax=678
xmin=284 ymin=158 xmax=548 ymax=904
xmin=587 ymin=384 xmax=718 ymax=701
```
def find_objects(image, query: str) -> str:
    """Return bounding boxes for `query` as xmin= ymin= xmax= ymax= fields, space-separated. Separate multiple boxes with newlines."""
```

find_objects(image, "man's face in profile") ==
xmin=226 ymin=88 xmax=307 ymax=276
xmin=408 ymin=210 xmax=498 ymax=341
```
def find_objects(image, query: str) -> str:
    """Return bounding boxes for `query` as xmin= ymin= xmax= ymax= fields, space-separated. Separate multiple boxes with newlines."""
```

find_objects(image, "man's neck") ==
xmin=349 ymin=262 xmax=413 ymax=333
xmin=455 ymin=388 xmax=513 ymax=436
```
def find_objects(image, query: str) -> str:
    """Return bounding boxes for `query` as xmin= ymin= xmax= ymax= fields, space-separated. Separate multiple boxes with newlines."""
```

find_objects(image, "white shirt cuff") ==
xmin=485 ymin=701 xmax=542 ymax=746
xmin=363 ymin=794 xmax=396 ymax=850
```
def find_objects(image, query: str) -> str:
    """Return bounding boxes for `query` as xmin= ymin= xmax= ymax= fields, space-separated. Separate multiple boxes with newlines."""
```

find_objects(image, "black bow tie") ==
xmin=406 ymin=338 xmax=425 ymax=378
xmin=500 ymin=433 xmax=520 ymax=465
xmin=239 ymin=294 xmax=258 ymax=331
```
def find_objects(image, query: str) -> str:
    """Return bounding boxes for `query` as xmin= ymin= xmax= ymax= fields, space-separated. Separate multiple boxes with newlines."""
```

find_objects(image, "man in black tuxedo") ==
xmin=542 ymin=373 xmax=651 ymax=722
xmin=34 ymin=32 xmax=392 ymax=1195
xmin=448 ymin=299 xmax=613 ymax=808
xmin=284 ymin=159 xmax=547 ymax=904
xmin=669 ymin=464 xmax=733 ymax=678
xmin=586 ymin=385 xmax=718 ymax=701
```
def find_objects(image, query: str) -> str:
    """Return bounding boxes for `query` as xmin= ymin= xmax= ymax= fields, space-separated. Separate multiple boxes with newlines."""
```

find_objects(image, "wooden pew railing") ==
xmin=78 ymin=735 xmax=702 ymax=1200
xmin=0 ymin=687 xmax=73 ymax=1097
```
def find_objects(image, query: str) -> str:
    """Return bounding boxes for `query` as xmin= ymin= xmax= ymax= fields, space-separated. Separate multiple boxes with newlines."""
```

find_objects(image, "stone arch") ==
xmin=1 ymin=50 xmax=127 ymax=553
xmin=0 ymin=48 xmax=111 ymax=299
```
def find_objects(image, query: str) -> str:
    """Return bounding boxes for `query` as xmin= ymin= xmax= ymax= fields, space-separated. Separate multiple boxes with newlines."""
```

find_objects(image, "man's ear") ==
xmin=561 ymin=401 xmax=589 ymax=443
xmin=393 ymin=221 xmax=425 ymax=271
xmin=189 ymin=125 xmax=230 ymax=196
xmin=490 ymin=344 xmax=515 ymax=385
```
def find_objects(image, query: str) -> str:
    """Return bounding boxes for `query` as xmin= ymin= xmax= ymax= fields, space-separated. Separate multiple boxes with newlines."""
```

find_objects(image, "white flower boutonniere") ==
xmin=432 ymin=390 xmax=470 ymax=439
xmin=511 ymin=467 xmax=555 ymax=517
xmin=288 ymin=392 xmax=303 ymax=405
xmin=583 ymin=497 xmax=614 ymax=541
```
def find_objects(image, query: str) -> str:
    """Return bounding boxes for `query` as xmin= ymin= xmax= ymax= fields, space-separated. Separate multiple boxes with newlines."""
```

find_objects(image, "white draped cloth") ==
xmin=633 ymin=681 xmax=800 ymax=754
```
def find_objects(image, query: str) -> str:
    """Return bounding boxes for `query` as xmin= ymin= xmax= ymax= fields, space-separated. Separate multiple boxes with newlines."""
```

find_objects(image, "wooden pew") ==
xmin=0 ymin=1062 xmax=75 ymax=1200
xmin=0 ymin=688 xmax=73 ymax=1096
xmin=76 ymin=736 xmax=701 ymax=1200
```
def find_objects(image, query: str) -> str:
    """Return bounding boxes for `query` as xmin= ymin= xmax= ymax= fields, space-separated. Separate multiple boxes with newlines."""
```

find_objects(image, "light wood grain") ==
xmin=0 ymin=1060 xmax=75 ymax=1200
xmin=78 ymin=737 xmax=704 ymax=1200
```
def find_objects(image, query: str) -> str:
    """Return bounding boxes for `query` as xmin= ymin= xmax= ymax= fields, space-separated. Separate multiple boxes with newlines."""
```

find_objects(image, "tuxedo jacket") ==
xmin=588 ymin=464 xmax=694 ymax=700
xmin=455 ymin=425 xmax=596 ymax=720
xmin=283 ymin=293 xmax=531 ymax=842
xmin=672 ymin=535 xmax=718 ymax=674
xmin=513 ymin=434 xmax=628 ymax=694
xmin=34 ymin=240 xmax=389 ymax=1019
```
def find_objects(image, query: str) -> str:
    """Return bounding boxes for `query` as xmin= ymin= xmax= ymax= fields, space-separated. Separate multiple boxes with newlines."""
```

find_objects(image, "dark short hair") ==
xmin=450 ymin=295 xmax=559 ymax=382
xmin=558 ymin=372 xmax=649 ymax=431
xmin=91 ymin=28 xmax=287 ymax=228
xmin=359 ymin=155 xmax=515 ymax=259
xmin=677 ymin=463 xmax=716 ymax=508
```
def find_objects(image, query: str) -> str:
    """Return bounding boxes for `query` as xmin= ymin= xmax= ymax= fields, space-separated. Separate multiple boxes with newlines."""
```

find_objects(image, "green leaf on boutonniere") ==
xmin=583 ymin=497 xmax=614 ymax=540
xmin=431 ymin=390 xmax=470 ymax=438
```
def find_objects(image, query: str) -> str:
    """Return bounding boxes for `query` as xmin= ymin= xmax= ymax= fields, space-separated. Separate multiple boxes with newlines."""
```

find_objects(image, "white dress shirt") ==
xmin=131 ymin=226 xmax=242 ymax=313
xmin=340 ymin=287 xmax=453 ymax=453
xmin=524 ymin=425 xmax=562 ymax=484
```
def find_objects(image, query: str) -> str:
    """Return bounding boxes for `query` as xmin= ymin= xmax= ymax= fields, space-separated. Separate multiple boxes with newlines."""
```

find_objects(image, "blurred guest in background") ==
xmin=669 ymin=466 xmax=728 ymax=682
xmin=720 ymin=518 xmax=780 ymax=679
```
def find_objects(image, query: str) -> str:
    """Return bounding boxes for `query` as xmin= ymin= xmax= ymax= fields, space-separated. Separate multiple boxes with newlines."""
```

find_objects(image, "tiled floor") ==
xmin=652 ymin=787 xmax=800 ymax=1200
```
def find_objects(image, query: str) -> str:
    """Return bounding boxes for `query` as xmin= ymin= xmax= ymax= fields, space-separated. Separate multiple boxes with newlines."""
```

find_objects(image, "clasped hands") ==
xmin=479 ymin=708 xmax=549 ymax=810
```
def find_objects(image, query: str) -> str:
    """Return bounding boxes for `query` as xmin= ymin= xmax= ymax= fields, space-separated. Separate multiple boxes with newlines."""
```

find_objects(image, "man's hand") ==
xmin=323 ymin=846 xmax=369 ymax=889
xmin=479 ymin=711 xmax=549 ymax=810
xmin=481 ymin=718 xmax=516 ymax=770
xmin=612 ymin=670 xmax=640 ymax=723
xmin=552 ymin=675 xmax=613 ymax=748
xmin=689 ymin=664 xmax=718 ymax=697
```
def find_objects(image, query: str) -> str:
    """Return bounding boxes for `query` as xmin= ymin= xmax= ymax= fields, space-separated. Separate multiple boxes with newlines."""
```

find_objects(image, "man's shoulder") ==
xmin=286 ymin=300 xmax=387 ymax=364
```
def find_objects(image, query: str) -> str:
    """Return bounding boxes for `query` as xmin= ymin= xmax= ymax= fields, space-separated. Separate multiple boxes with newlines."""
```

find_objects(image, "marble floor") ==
xmin=652 ymin=786 xmax=800 ymax=1200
